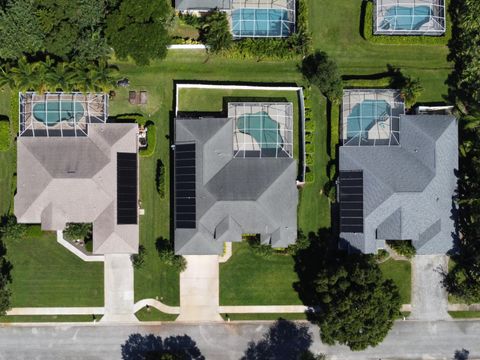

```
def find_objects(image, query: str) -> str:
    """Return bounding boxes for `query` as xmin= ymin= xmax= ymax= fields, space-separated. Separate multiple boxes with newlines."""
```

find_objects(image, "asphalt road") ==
xmin=0 ymin=320 xmax=478 ymax=360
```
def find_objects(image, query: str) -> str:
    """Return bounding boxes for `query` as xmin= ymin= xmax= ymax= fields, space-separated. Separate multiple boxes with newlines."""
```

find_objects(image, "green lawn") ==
xmin=308 ymin=0 xmax=451 ymax=102
xmin=0 ymin=89 xmax=14 ymax=215
xmin=5 ymin=226 xmax=104 ymax=307
xmin=0 ymin=315 xmax=102 ymax=323
xmin=135 ymin=306 xmax=178 ymax=321
xmin=449 ymin=311 xmax=480 ymax=319
xmin=379 ymin=259 xmax=411 ymax=304
xmin=220 ymin=242 xmax=302 ymax=305
xmin=221 ymin=313 xmax=308 ymax=321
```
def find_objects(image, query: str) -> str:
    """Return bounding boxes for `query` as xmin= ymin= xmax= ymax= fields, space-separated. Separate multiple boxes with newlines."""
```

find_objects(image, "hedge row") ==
xmin=329 ymin=103 xmax=340 ymax=181
xmin=303 ymin=87 xmax=315 ymax=183
xmin=363 ymin=1 xmax=450 ymax=46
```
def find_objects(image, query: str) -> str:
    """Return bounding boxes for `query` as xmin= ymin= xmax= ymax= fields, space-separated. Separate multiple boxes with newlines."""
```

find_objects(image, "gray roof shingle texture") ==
xmin=339 ymin=115 xmax=458 ymax=254
xmin=15 ymin=123 xmax=139 ymax=254
xmin=175 ymin=0 xmax=231 ymax=11
xmin=175 ymin=117 xmax=298 ymax=255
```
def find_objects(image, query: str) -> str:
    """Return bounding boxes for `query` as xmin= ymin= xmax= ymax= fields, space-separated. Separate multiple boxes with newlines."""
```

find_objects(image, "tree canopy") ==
xmin=105 ymin=0 xmax=172 ymax=65
xmin=314 ymin=254 xmax=401 ymax=350
xmin=301 ymin=51 xmax=343 ymax=103
xmin=200 ymin=10 xmax=232 ymax=54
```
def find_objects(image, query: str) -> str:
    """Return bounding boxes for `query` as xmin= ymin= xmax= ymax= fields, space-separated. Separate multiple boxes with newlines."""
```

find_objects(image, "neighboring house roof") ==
xmin=174 ymin=117 xmax=298 ymax=255
xmin=15 ymin=123 xmax=139 ymax=255
xmin=175 ymin=0 xmax=231 ymax=11
xmin=339 ymin=115 xmax=458 ymax=254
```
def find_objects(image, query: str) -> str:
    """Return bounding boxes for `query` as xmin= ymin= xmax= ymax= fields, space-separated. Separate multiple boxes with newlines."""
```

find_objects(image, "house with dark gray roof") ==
xmin=174 ymin=106 xmax=298 ymax=255
xmin=15 ymin=93 xmax=139 ymax=254
xmin=338 ymin=113 xmax=458 ymax=254
xmin=175 ymin=0 xmax=230 ymax=11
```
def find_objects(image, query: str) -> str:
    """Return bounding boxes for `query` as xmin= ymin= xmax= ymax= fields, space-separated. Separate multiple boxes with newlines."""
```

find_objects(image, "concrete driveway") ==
xmin=177 ymin=255 xmax=223 ymax=322
xmin=102 ymin=254 xmax=137 ymax=322
xmin=410 ymin=255 xmax=450 ymax=320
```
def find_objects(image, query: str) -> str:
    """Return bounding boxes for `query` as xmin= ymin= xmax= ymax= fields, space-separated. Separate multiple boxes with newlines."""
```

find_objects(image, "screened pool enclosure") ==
xmin=374 ymin=0 xmax=446 ymax=35
xmin=341 ymin=90 xmax=405 ymax=146
xmin=228 ymin=102 xmax=293 ymax=158
xmin=230 ymin=0 xmax=295 ymax=38
xmin=19 ymin=92 xmax=108 ymax=137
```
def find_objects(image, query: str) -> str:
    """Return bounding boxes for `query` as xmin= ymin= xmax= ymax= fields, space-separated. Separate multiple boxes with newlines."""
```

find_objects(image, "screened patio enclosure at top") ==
xmin=19 ymin=92 xmax=108 ymax=137
xmin=341 ymin=89 xmax=405 ymax=147
xmin=230 ymin=0 xmax=295 ymax=38
xmin=374 ymin=0 xmax=446 ymax=35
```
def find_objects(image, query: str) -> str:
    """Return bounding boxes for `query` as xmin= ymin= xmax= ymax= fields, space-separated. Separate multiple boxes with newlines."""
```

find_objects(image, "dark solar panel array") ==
xmin=117 ymin=152 xmax=138 ymax=225
xmin=175 ymin=143 xmax=196 ymax=229
xmin=339 ymin=171 xmax=363 ymax=233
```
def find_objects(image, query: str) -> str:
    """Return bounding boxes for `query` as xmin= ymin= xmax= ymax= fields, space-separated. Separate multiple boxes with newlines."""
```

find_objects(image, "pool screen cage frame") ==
xmin=341 ymin=89 xmax=405 ymax=147
xmin=19 ymin=92 xmax=108 ymax=137
xmin=229 ymin=102 xmax=294 ymax=158
xmin=374 ymin=0 xmax=446 ymax=35
xmin=230 ymin=0 xmax=296 ymax=38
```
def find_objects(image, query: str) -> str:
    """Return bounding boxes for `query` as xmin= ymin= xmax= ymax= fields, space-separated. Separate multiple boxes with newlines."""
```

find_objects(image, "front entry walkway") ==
xmin=101 ymin=254 xmax=137 ymax=323
xmin=177 ymin=255 xmax=223 ymax=322
xmin=410 ymin=255 xmax=450 ymax=320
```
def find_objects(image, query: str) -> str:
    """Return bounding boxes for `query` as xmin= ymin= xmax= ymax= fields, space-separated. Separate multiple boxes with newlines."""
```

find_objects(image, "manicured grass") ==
xmin=0 ymin=315 xmax=102 ymax=323
xmin=449 ymin=311 xmax=480 ymax=319
xmin=220 ymin=242 xmax=302 ymax=306
xmin=0 ymin=88 xmax=14 ymax=215
xmin=5 ymin=226 xmax=104 ymax=307
xmin=379 ymin=259 xmax=411 ymax=304
xmin=135 ymin=306 xmax=178 ymax=321
xmin=221 ymin=313 xmax=307 ymax=321
xmin=307 ymin=0 xmax=451 ymax=102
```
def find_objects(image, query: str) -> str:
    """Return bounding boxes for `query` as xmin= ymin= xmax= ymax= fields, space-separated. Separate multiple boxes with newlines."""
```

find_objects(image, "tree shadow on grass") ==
xmin=121 ymin=333 xmax=204 ymax=360
xmin=241 ymin=319 xmax=314 ymax=360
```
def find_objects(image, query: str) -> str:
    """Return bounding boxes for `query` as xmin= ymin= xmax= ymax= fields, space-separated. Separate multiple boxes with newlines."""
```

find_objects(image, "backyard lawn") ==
xmin=220 ymin=242 xmax=302 ymax=306
xmin=5 ymin=226 xmax=104 ymax=307
xmin=379 ymin=258 xmax=412 ymax=304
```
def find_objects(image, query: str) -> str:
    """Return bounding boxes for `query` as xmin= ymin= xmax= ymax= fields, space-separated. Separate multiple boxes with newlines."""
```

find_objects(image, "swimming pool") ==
xmin=237 ymin=111 xmax=284 ymax=149
xmin=347 ymin=100 xmax=391 ymax=139
xmin=231 ymin=8 xmax=293 ymax=37
xmin=380 ymin=5 xmax=432 ymax=31
xmin=33 ymin=101 xmax=85 ymax=125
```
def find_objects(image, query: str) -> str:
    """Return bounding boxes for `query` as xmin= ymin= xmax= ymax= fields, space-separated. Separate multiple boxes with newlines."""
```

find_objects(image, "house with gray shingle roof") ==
xmin=174 ymin=106 xmax=298 ymax=255
xmin=339 ymin=113 xmax=458 ymax=254
xmin=14 ymin=93 xmax=139 ymax=255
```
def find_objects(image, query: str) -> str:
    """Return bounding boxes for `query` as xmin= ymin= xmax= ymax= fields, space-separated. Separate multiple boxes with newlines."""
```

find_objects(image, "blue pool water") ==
xmin=33 ymin=101 xmax=85 ymax=125
xmin=347 ymin=100 xmax=391 ymax=139
xmin=231 ymin=8 xmax=293 ymax=37
xmin=380 ymin=5 xmax=432 ymax=31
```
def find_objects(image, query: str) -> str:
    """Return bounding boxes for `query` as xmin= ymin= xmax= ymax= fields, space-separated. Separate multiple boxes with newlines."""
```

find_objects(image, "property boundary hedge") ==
xmin=363 ymin=0 xmax=450 ymax=46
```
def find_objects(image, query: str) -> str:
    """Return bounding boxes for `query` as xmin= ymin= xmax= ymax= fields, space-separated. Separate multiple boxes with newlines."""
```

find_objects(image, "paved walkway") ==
xmin=219 ymin=242 xmax=232 ymax=263
xmin=133 ymin=299 xmax=180 ymax=315
xmin=101 ymin=254 xmax=137 ymax=323
xmin=410 ymin=255 xmax=450 ymax=320
xmin=177 ymin=255 xmax=223 ymax=322
xmin=56 ymin=231 xmax=105 ymax=262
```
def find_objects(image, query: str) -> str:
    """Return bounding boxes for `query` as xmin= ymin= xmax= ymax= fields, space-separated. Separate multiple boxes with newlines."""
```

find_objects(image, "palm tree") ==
xmin=400 ymin=76 xmax=423 ymax=109
xmin=9 ymin=57 xmax=36 ymax=92
xmin=87 ymin=60 xmax=118 ymax=92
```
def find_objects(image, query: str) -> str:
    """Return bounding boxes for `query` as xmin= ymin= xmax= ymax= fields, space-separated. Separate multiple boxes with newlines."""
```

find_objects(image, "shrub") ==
xmin=155 ymin=159 xmax=166 ymax=199
xmin=399 ymin=76 xmax=423 ymax=108
xmin=305 ymin=142 xmax=315 ymax=154
xmin=0 ymin=216 xmax=26 ymax=242
xmin=305 ymin=166 xmax=315 ymax=183
xmin=386 ymin=240 xmax=416 ymax=258
xmin=0 ymin=121 xmax=10 ymax=152
xmin=131 ymin=245 xmax=146 ymax=269
xmin=375 ymin=249 xmax=390 ymax=263
xmin=139 ymin=123 xmax=156 ymax=157
xmin=363 ymin=1 xmax=449 ymax=45
xmin=245 ymin=234 xmax=273 ymax=258
xmin=305 ymin=118 xmax=315 ymax=132
xmin=63 ymin=223 xmax=92 ymax=241
xmin=178 ymin=12 xmax=203 ymax=28
xmin=10 ymin=92 xmax=19 ymax=136
xmin=285 ymin=230 xmax=310 ymax=255
xmin=156 ymin=237 xmax=187 ymax=272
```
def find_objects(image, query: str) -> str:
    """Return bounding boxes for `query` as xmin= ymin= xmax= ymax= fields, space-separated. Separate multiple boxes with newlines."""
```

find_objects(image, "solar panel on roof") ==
xmin=117 ymin=152 xmax=138 ymax=225
xmin=175 ymin=143 xmax=196 ymax=229
xmin=339 ymin=171 xmax=364 ymax=233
